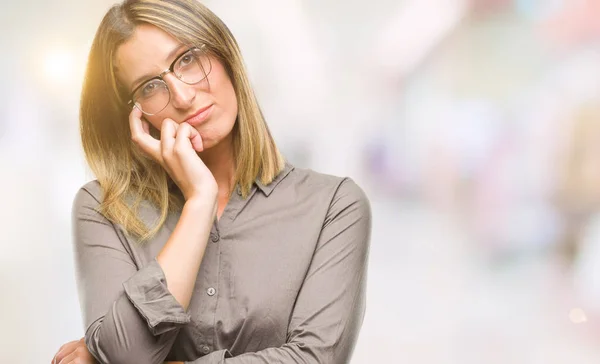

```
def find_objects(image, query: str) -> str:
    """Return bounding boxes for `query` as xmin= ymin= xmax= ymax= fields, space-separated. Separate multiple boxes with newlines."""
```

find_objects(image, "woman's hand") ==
xmin=51 ymin=338 xmax=96 ymax=364
xmin=51 ymin=338 xmax=182 ymax=364
xmin=129 ymin=107 xmax=218 ymax=201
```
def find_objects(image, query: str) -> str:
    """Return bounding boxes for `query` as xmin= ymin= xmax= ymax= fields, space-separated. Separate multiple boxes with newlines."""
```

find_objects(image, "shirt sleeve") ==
xmin=186 ymin=177 xmax=372 ymax=364
xmin=73 ymin=185 xmax=190 ymax=364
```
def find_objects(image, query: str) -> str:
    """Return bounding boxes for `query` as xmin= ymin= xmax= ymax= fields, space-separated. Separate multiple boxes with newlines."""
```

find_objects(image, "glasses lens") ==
xmin=131 ymin=47 xmax=212 ymax=115
xmin=132 ymin=79 xmax=170 ymax=115
xmin=174 ymin=48 xmax=212 ymax=84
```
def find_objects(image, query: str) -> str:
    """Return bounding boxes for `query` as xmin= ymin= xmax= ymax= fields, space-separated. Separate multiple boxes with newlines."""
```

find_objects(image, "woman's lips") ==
xmin=184 ymin=104 xmax=214 ymax=126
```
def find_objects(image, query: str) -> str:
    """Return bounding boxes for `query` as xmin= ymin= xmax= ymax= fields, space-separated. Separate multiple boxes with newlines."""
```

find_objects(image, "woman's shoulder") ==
xmin=284 ymin=165 xmax=370 ymax=207
xmin=73 ymin=180 xmax=103 ymax=207
xmin=286 ymin=166 xmax=371 ymax=243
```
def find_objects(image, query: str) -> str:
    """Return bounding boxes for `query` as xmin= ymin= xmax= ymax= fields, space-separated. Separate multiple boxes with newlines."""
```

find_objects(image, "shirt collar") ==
xmin=254 ymin=161 xmax=294 ymax=197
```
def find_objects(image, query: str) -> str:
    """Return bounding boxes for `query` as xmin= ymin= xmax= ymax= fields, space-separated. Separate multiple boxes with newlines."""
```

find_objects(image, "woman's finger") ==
xmin=188 ymin=124 xmax=204 ymax=152
xmin=141 ymin=117 xmax=150 ymax=134
xmin=160 ymin=118 xmax=177 ymax=161
xmin=52 ymin=340 xmax=79 ymax=364
xmin=57 ymin=350 xmax=76 ymax=364
xmin=174 ymin=123 xmax=203 ymax=156
xmin=129 ymin=106 xmax=161 ymax=163
xmin=58 ymin=344 xmax=94 ymax=364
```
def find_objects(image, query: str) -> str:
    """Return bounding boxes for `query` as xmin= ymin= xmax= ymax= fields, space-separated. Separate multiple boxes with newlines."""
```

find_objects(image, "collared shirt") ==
xmin=73 ymin=162 xmax=371 ymax=364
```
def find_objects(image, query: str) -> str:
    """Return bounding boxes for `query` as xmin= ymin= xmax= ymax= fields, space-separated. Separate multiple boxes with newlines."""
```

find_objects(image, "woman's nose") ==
xmin=165 ymin=73 xmax=196 ymax=110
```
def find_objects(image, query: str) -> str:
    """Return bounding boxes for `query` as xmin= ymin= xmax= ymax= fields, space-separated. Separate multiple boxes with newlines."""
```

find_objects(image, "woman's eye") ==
xmin=141 ymin=81 xmax=163 ymax=97
xmin=179 ymin=54 xmax=193 ymax=66
xmin=142 ymin=83 xmax=156 ymax=95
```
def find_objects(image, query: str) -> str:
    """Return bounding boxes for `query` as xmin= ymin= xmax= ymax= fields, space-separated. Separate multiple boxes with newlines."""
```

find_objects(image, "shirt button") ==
xmin=201 ymin=345 xmax=210 ymax=354
xmin=207 ymin=287 xmax=216 ymax=296
xmin=210 ymin=233 xmax=220 ymax=243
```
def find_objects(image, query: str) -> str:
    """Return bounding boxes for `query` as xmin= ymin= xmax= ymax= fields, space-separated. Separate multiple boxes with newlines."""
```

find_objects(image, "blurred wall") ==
xmin=3 ymin=0 xmax=600 ymax=363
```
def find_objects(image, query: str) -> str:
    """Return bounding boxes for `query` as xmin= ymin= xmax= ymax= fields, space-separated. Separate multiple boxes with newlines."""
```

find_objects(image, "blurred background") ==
xmin=2 ymin=0 xmax=600 ymax=362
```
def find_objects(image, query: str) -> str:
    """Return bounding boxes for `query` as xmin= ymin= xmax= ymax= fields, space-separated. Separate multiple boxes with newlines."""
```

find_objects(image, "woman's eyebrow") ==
xmin=129 ymin=44 xmax=188 ymax=91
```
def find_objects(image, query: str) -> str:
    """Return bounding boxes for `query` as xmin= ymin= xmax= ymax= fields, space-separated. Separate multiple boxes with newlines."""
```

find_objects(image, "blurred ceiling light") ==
xmin=43 ymin=49 xmax=76 ymax=85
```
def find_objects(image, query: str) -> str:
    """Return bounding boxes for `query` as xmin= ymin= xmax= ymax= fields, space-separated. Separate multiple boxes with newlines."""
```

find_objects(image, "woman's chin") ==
xmin=196 ymin=140 xmax=215 ymax=155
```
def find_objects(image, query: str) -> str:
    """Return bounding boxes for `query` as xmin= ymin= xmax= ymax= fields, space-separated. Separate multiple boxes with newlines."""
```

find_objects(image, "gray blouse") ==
xmin=72 ymin=162 xmax=371 ymax=364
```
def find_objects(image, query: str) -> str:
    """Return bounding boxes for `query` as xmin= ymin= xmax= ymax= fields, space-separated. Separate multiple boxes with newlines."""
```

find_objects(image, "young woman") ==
xmin=51 ymin=1 xmax=371 ymax=363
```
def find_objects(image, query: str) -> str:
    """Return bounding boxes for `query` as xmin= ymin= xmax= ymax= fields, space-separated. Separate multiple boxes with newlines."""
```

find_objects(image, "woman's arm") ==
xmin=73 ymin=184 xmax=216 ymax=364
xmin=186 ymin=178 xmax=372 ymax=364
xmin=156 ymin=196 xmax=218 ymax=310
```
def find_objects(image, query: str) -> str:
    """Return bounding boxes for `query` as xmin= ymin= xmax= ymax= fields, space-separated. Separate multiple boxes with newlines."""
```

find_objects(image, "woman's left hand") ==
xmin=51 ymin=337 xmax=184 ymax=364
xmin=51 ymin=338 xmax=96 ymax=364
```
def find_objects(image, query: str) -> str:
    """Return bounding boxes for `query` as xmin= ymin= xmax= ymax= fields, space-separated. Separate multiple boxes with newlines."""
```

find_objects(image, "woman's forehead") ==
xmin=115 ymin=25 xmax=184 ymax=87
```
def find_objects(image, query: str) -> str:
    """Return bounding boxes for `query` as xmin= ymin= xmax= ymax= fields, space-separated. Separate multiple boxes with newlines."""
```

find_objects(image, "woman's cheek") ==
xmin=146 ymin=117 xmax=161 ymax=131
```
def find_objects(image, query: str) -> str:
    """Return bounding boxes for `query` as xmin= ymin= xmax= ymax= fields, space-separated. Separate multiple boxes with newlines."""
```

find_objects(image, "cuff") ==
xmin=185 ymin=349 xmax=232 ymax=363
xmin=123 ymin=257 xmax=191 ymax=336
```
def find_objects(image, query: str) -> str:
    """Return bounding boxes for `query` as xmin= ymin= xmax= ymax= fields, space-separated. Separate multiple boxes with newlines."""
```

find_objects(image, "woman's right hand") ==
xmin=129 ymin=107 xmax=218 ymax=202
xmin=51 ymin=338 xmax=96 ymax=364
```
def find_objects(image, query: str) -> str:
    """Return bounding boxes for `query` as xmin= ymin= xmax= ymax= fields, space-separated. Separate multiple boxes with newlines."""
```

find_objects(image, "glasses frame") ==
xmin=127 ymin=44 xmax=212 ymax=115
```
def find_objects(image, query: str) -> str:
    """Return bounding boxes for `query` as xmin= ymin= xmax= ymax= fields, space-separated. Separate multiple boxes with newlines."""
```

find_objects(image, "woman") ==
xmin=52 ymin=0 xmax=371 ymax=363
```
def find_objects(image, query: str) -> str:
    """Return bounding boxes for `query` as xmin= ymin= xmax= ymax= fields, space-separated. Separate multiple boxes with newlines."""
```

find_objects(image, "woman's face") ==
xmin=115 ymin=24 xmax=238 ymax=150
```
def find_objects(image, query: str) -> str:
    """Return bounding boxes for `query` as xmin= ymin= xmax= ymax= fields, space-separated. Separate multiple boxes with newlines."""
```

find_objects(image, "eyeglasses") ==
xmin=128 ymin=45 xmax=213 ymax=115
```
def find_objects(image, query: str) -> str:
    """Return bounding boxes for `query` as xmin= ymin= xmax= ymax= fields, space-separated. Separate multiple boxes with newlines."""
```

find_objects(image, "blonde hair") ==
xmin=80 ymin=0 xmax=285 ymax=242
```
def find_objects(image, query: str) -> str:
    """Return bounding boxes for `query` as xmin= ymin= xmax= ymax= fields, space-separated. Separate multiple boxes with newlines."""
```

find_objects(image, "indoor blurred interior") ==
xmin=2 ymin=0 xmax=600 ymax=363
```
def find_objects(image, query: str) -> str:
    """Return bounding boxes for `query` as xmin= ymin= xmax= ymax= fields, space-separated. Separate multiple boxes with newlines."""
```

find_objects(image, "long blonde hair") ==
xmin=80 ymin=0 xmax=285 ymax=242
